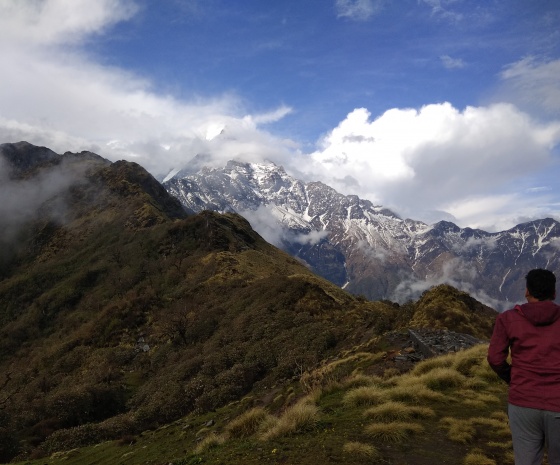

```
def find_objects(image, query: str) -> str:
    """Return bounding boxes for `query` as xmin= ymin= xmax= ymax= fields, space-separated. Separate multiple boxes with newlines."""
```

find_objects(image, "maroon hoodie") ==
xmin=487 ymin=300 xmax=560 ymax=412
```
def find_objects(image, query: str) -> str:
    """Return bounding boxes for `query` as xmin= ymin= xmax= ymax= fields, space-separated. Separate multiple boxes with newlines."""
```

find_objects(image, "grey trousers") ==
xmin=508 ymin=403 xmax=560 ymax=465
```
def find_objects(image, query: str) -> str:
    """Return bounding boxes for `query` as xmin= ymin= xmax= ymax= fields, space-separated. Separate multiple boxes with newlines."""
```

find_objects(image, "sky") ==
xmin=1 ymin=0 xmax=560 ymax=232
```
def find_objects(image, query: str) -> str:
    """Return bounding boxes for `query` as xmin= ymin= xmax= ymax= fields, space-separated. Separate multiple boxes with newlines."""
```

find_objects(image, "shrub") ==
xmin=0 ymin=426 xmax=20 ymax=462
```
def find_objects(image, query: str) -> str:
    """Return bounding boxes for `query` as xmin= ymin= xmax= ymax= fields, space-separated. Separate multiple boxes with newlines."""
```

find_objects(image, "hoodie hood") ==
xmin=516 ymin=301 xmax=560 ymax=326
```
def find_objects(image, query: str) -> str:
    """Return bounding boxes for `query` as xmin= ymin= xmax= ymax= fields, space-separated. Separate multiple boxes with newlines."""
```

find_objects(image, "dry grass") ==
xmin=385 ymin=383 xmax=446 ymax=403
xmin=194 ymin=432 xmax=227 ymax=454
xmin=365 ymin=421 xmax=424 ymax=443
xmin=258 ymin=397 xmax=320 ymax=441
xmin=364 ymin=401 xmax=435 ymax=422
xmin=420 ymin=367 xmax=466 ymax=391
xmin=440 ymin=417 xmax=476 ymax=443
xmin=300 ymin=352 xmax=381 ymax=393
xmin=411 ymin=354 xmax=455 ymax=376
xmin=342 ymin=385 xmax=386 ymax=407
xmin=225 ymin=407 xmax=274 ymax=438
xmin=464 ymin=450 xmax=497 ymax=465
xmin=440 ymin=414 xmax=510 ymax=444
xmin=342 ymin=441 xmax=381 ymax=459
xmin=342 ymin=373 xmax=382 ymax=389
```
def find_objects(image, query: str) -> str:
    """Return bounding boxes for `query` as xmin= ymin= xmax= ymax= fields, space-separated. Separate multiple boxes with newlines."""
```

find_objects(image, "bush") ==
xmin=0 ymin=426 xmax=20 ymax=462
xmin=45 ymin=384 xmax=126 ymax=428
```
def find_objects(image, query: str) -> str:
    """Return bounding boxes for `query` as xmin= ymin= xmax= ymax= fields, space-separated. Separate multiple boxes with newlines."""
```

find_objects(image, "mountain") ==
xmin=0 ymin=142 xmax=500 ymax=463
xmin=164 ymin=160 xmax=560 ymax=309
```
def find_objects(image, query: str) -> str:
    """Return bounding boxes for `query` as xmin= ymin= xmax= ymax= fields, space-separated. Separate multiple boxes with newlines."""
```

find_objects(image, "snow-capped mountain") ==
xmin=164 ymin=160 xmax=560 ymax=309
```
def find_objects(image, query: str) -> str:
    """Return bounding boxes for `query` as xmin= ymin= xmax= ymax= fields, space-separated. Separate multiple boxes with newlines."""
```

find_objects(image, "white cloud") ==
xmin=390 ymin=257 xmax=508 ymax=310
xmin=0 ymin=0 xmax=296 ymax=177
xmin=440 ymin=55 xmax=466 ymax=69
xmin=300 ymin=102 xmax=560 ymax=230
xmin=0 ymin=0 xmax=138 ymax=47
xmin=335 ymin=0 xmax=384 ymax=21
xmin=243 ymin=106 xmax=294 ymax=126
xmin=500 ymin=57 xmax=560 ymax=115
xmin=420 ymin=0 xmax=463 ymax=21
xmin=293 ymin=229 xmax=329 ymax=246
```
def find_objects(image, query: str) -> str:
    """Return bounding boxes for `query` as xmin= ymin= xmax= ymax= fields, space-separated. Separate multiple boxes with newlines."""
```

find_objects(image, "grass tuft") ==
xmin=225 ymin=407 xmax=273 ymax=438
xmin=194 ymin=433 xmax=226 ymax=454
xmin=364 ymin=401 xmax=435 ymax=422
xmin=342 ymin=385 xmax=386 ymax=407
xmin=258 ymin=398 xmax=319 ymax=441
xmin=440 ymin=417 xmax=476 ymax=444
xmin=342 ymin=441 xmax=381 ymax=458
xmin=464 ymin=450 xmax=497 ymax=465
xmin=420 ymin=367 xmax=466 ymax=391
xmin=364 ymin=421 xmax=424 ymax=442
xmin=386 ymin=383 xmax=445 ymax=403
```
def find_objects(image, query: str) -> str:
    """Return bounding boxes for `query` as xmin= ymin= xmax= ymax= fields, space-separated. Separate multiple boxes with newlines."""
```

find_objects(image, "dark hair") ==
xmin=525 ymin=269 xmax=556 ymax=301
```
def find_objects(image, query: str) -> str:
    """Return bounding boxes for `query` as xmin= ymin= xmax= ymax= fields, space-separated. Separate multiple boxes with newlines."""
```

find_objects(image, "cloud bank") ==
xmin=303 ymin=103 xmax=560 ymax=231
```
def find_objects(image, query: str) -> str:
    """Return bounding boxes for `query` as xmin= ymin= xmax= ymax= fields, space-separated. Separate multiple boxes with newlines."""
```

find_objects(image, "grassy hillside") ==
xmin=0 ymin=144 xmax=501 ymax=463
xmin=11 ymin=343 xmax=511 ymax=465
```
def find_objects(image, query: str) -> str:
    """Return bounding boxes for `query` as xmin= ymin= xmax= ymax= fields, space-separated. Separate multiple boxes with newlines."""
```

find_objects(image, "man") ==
xmin=488 ymin=268 xmax=560 ymax=465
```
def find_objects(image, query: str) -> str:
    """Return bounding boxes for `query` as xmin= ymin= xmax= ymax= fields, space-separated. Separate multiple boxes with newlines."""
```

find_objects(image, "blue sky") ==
xmin=93 ymin=0 xmax=558 ymax=143
xmin=1 ymin=0 xmax=559 ymax=231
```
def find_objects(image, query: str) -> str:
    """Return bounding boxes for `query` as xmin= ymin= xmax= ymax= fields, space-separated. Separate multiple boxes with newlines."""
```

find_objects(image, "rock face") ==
xmin=164 ymin=160 xmax=560 ymax=309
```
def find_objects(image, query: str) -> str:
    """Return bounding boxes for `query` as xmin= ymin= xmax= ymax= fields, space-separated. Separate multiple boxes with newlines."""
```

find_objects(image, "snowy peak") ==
xmin=163 ymin=160 xmax=560 ymax=310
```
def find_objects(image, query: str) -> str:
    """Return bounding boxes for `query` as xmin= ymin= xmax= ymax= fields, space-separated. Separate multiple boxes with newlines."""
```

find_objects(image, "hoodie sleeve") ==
xmin=487 ymin=313 xmax=511 ymax=384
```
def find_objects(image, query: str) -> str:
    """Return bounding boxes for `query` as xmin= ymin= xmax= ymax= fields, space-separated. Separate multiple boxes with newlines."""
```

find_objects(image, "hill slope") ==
xmin=0 ymin=143 xmax=498 ymax=462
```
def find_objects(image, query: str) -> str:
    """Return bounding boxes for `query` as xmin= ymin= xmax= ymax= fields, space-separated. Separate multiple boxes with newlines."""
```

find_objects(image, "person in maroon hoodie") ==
xmin=488 ymin=268 xmax=560 ymax=465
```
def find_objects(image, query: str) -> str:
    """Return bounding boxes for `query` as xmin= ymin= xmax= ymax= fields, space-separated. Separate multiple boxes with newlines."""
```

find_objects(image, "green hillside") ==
xmin=0 ymin=144 xmax=502 ymax=463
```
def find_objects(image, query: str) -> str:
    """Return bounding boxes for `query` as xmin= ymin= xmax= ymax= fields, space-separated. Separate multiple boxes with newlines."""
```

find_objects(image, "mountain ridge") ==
xmin=164 ymin=159 xmax=560 ymax=309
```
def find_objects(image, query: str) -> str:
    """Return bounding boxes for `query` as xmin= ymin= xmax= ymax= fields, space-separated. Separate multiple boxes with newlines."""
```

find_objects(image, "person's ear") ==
xmin=525 ymin=288 xmax=530 ymax=299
